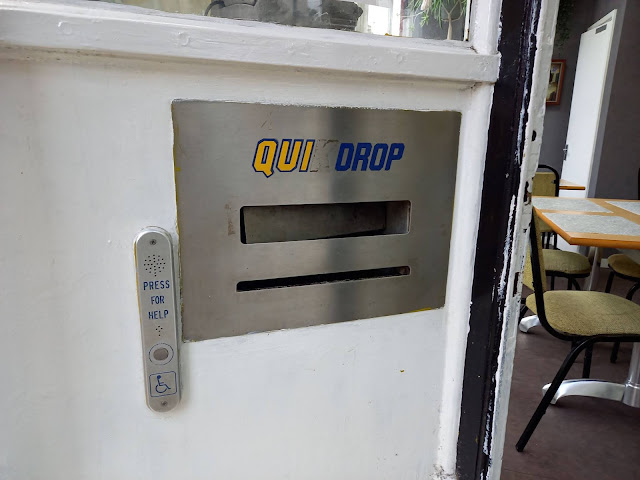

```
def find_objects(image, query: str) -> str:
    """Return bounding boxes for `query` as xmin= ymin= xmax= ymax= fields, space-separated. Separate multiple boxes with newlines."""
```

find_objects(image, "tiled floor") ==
xmin=501 ymin=271 xmax=640 ymax=480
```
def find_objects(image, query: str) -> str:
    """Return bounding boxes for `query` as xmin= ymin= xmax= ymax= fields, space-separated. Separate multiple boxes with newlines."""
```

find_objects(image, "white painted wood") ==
xmin=0 ymin=1 xmax=505 ymax=478
xmin=0 ymin=0 xmax=500 ymax=84
xmin=560 ymin=10 xmax=616 ymax=199
xmin=469 ymin=0 xmax=502 ymax=56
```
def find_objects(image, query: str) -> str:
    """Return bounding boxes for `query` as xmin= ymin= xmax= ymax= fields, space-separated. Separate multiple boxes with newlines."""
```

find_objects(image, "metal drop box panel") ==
xmin=173 ymin=101 xmax=460 ymax=341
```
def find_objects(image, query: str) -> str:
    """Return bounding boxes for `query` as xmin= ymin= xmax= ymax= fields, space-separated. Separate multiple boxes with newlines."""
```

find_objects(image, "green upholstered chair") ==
xmin=519 ymin=212 xmax=592 ymax=334
xmin=605 ymin=169 xmax=640 ymax=302
xmin=543 ymin=247 xmax=591 ymax=290
xmin=605 ymin=254 xmax=640 ymax=301
xmin=604 ymin=167 xmax=640 ymax=362
xmin=604 ymin=168 xmax=640 ymax=363
xmin=532 ymin=165 xmax=560 ymax=249
xmin=515 ymin=213 xmax=640 ymax=452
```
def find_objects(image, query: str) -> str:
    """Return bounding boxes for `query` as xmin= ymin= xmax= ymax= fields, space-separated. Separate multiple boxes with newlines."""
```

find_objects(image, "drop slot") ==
xmin=237 ymin=266 xmax=410 ymax=292
xmin=241 ymin=201 xmax=410 ymax=244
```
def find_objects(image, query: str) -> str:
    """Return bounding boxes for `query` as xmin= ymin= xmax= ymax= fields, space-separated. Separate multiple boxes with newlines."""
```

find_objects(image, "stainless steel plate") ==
xmin=173 ymin=101 xmax=461 ymax=340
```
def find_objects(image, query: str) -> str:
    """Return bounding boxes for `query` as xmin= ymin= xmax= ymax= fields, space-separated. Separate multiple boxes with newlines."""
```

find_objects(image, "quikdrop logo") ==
xmin=252 ymin=139 xmax=315 ymax=177
xmin=335 ymin=143 xmax=405 ymax=171
xmin=252 ymin=139 xmax=404 ymax=177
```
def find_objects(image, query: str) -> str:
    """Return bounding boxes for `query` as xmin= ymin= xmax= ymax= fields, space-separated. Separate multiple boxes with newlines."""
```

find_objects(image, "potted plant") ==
xmin=410 ymin=0 xmax=467 ymax=40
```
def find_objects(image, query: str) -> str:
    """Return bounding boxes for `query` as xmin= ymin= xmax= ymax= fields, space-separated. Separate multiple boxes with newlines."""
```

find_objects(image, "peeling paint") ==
xmin=486 ymin=1 xmax=561 ymax=479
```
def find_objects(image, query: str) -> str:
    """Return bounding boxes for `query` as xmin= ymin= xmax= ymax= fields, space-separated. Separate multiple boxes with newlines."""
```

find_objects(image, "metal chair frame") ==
xmin=549 ymin=270 xmax=588 ymax=291
xmin=516 ymin=216 xmax=640 ymax=452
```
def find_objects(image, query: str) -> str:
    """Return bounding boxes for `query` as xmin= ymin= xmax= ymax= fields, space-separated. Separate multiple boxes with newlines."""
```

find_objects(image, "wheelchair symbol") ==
xmin=149 ymin=371 xmax=176 ymax=397
xmin=155 ymin=375 xmax=171 ymax=394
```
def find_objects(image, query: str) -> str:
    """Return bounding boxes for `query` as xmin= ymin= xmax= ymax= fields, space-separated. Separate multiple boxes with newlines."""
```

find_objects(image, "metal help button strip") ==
xmin=134 ymin=227 xmax=180 ymax=412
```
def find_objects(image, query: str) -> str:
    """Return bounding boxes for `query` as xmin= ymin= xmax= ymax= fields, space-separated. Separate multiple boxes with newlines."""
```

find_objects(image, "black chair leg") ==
xmin=570 ymin=278 xmax=581 ymax=291
xmin=605 ymin=273 xmax=624 ymax=363
xmin=626 ymin=282 xmax=640 ymax=301
xmin=605 ymin=271 xmax=615 ymax=293
xmin=567 ymin=278 xmax=572 ymax=290
xmin=582 ymin=344 xmax=592 ymax=378
xmin=611 ymin=341 xmax=620 ymax=363
xmin=516 ymin=339 xmax=593 ymax=452
xmin=607 ymin=282 xmax=640 ymax=364
xmin=550 ymin=275 xmax=555 ymax=290
xmin=553 ymin=233 xmax=558 ymax=249
xmin=519 ymin=303 xmax=528 ymax=320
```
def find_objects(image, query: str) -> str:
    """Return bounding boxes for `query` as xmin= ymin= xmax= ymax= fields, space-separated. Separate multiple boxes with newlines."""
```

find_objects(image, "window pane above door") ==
xmin=93 ymin=0 xmax=470 ymax=40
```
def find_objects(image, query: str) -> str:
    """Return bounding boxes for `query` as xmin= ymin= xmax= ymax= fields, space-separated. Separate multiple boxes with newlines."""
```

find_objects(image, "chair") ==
xmin=519 ymin=213 xmax=592 ymax=355
xmin=604 ymin=166 xmax=640 ymax=363
xmin=605 ymin=255 xmax=640 ymax=302
xmin=532 ymin=164 xmax=560 ymax=249
xmin=543 ymin=247 xmax=591 ymax=291
xmin=515 ymin=214 xmax=640 ymax=452
xmin=519 ymin=212 xmax=592 ymax=332
xmin=531 ymin=165 xmax=591 ymax=290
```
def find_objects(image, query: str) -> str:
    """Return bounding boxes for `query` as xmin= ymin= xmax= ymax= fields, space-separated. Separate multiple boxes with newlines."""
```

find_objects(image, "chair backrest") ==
xmin=525 ymin=212 xmax=573 ymax=341
xmin=523 ymin=212 xmax=547 ymax=293
xmin=532 ymin=164 xmax=560 ymax=197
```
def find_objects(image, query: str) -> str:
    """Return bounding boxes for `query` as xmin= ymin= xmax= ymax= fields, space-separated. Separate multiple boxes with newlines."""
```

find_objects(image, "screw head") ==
xmin=150 ymin=239 xmax=157 ymax=245
xmin=161 ymin=401 xmax=168 ymax=407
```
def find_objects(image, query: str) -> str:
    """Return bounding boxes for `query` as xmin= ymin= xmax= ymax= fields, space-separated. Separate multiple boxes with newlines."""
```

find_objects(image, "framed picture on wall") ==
xmin=546 ymin=60 xmax=566 ymax=105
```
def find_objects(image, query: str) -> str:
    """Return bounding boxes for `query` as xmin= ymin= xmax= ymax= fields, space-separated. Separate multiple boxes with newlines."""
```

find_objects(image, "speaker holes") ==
xmin=155 ymin=325 xmax=164 ymax=337
xmin=144 ymin=254 xmax=167 ymax=277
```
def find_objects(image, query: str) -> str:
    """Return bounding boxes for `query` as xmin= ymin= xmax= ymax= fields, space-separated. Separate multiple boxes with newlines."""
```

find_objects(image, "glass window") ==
xmin=96 ymin=0 xmax=469 ymax=41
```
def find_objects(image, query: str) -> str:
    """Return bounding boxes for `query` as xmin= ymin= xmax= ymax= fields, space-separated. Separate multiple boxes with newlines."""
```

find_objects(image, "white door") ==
xmin=0 ymin=1 xmax=551 ymax=479
xmin=561 ymin=10 xmax=616 ymax=199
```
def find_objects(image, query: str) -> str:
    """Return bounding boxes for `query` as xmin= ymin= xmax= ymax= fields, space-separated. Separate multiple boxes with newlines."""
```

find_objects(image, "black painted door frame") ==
xmin=457 ymin=0 xmax=543 ymax=478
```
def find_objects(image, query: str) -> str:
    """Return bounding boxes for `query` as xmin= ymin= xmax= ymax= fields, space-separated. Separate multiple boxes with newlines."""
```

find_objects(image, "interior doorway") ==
xmin=560 ymin=10 xmax=617 ymax=200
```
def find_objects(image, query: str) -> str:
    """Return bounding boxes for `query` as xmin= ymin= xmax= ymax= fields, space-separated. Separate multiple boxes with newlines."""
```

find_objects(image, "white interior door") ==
xmin=561 ymin=10 xmax=616 ymax=199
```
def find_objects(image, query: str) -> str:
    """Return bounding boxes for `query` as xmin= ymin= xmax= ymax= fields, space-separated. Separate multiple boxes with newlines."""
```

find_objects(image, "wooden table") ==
xmin=529 ymin=196 xmax=640 ymax=408
xmin=533 ymin=197 xmax=640 ymax=247
xmin=533 ymin=197 xmax=640 ymax=269
xmin=559 ymin=179 xmax=586 ymax=191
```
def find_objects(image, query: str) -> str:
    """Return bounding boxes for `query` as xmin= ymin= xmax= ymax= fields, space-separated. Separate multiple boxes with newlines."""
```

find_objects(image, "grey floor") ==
xmin=501 ymin=270 xmax=640 ymax=480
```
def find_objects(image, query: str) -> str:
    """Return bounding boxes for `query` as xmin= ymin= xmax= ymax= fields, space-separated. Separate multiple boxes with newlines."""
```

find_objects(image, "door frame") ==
xmin=457 ymin=0 xmax=551 ymax=478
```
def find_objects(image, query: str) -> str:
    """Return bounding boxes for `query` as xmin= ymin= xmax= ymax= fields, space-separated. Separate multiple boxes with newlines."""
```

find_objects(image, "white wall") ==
xmin=0 ymin=1 xmax=501 ymax=478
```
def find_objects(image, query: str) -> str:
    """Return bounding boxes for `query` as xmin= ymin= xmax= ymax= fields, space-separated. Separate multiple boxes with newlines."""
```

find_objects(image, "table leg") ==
xmin=585 ymin=246 xmax=602 ymax=291
xmin=542 ymin=379 xmax=624 ymax=404
xmin=519 ymin=315 xmax=540 ymax=333
xmin=540 ymin=343 xmax=640 ymax=408
xmin=623 ymin=343 xmax=640 ymax=407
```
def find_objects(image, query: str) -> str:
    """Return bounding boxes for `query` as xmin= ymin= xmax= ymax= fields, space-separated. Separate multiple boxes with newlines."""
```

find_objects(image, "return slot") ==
xmin=240 ymin=201 xmax=410 ymax=244
xmin=237 ymin=266 xmax=410 ymax=292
